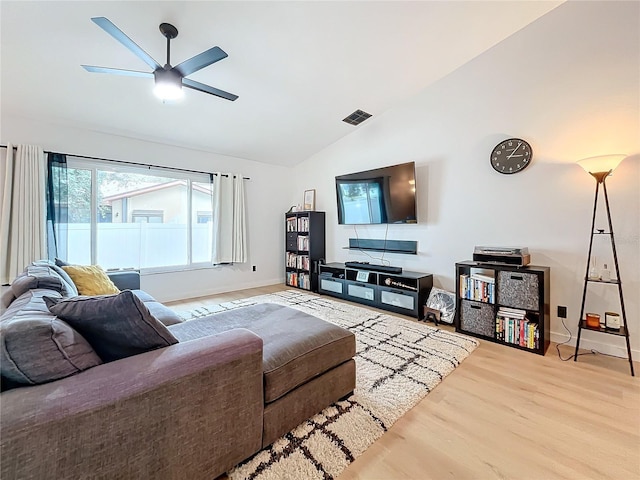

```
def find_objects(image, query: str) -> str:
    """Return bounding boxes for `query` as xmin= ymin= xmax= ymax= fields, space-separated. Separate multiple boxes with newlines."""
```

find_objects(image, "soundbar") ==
xmin=345 ymin=261 xmax=403 ymax=274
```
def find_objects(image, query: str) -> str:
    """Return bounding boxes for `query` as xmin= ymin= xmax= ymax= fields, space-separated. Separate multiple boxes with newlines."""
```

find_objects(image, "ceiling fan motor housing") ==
xmin=154 ymin=67 xmax=182 ymax=85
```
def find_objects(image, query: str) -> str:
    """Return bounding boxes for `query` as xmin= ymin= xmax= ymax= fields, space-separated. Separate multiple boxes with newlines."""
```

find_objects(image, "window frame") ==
xmin=66 ymin=157 xmax=214 ymax=273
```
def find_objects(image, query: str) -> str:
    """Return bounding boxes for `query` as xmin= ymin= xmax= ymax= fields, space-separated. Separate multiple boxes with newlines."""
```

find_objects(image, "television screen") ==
xmin=335 ymin=162 xmax=417 ymax=224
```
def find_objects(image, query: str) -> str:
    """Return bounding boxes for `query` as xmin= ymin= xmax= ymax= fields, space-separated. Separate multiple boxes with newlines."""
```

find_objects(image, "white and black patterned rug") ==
xmin=177 ymin=290 xmax=478 ymax=480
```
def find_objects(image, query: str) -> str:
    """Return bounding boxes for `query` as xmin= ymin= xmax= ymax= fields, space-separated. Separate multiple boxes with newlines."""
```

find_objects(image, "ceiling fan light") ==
xmin=153 ymin=69 xmax=184 ymax=101
xmin=154 ymin=82 xmax=183 ymax=100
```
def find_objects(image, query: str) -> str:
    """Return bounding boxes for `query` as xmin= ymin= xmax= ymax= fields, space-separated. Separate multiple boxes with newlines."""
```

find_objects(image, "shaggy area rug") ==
xmin=177 ymin=290 xmax=478 ymax=480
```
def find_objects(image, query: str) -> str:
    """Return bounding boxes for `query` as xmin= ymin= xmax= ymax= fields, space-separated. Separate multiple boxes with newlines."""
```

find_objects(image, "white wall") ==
xmin=1 ymin=116 xmax=290 ymax=302
xmin=292 ymin=1 xmax=640 ymax=357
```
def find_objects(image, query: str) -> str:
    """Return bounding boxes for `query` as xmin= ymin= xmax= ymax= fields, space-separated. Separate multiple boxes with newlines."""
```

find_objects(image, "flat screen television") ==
xmin=335 ymin=161 xmax=417 ymax=225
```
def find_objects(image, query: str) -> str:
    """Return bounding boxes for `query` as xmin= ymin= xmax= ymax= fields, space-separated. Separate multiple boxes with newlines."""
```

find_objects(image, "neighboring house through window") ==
xmin=59 ymin=158 xmax=213 ymax=271
xmin=197 ymin=211 xmax=213 ymax=223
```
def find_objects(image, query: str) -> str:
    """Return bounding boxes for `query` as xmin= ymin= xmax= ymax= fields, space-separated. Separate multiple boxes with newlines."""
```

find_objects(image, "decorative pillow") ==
xmin=44 ymin=290 xmax=179 ymax=362
xmin=0 ymin=292 xmax=102 ymax=385
xmin=61 ymin=264 xmax=120 ymax=296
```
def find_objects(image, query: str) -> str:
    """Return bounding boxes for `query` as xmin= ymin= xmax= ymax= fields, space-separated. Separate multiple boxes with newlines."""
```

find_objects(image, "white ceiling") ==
xmin=1 ymin=1 xmax=563 ymax=167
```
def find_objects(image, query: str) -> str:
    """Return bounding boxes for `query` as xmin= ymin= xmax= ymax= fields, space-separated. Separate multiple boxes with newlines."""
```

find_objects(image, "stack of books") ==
xmin=286 ymin=252 xmax=298 ymax=268
xmin=496 ymin=307 xmax=538 ymax=349
xmin=297 ymin=236 xmax=309 ymax=251
xmin=459 ymin=272 xmax=495 ymax=303
xmin=297 ymin=217 xmax=309 ymax=232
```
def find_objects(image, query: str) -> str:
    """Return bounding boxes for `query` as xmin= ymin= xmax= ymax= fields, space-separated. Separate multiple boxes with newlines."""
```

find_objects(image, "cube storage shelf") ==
xmin=318 ymin=262 xmax=433 ymax=319
xmin=455 ymin=261 xmax=550 ymax=355
xmin=285 ymin=211 xmax=325 ymax=292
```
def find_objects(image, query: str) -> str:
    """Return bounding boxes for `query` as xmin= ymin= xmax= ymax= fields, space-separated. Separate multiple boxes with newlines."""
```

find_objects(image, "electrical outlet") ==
xmin=252 ymin=265 xmax=257 ymax=272
xmin=557 ymin=305 xmax=567 ymax=318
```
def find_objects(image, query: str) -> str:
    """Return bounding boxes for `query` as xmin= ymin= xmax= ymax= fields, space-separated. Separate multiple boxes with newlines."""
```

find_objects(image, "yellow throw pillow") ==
xmin=61 ymin=265 xmax=120 ymax=296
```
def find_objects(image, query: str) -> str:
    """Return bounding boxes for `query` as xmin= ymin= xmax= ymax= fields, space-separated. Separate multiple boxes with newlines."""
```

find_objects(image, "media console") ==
xmin=318 ymin=262 xmax=433 ymax=319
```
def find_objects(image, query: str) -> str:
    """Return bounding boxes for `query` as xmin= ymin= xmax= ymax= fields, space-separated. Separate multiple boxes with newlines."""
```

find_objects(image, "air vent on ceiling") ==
xmin=342 ymin=109 xmax=372 ymax=126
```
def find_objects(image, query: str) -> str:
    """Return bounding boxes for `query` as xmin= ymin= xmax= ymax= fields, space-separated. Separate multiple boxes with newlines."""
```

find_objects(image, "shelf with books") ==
xmin=284 ymin=211 xmax=325 ymax=292
xmin=459 ymin=267 xmax=496 ymax=303
xmin=455 ymin=261 xmax=550 ymax=355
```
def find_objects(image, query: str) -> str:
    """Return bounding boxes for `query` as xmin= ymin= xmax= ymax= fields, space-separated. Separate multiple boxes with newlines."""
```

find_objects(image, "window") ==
xmin=62 ymin=159 xmax=212 ymax=271
xmin=132 ymin=210 xmax=164 ymax=223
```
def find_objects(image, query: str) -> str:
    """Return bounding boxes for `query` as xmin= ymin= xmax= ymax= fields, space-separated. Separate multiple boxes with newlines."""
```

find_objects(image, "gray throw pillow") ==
xmin=0 ymin=292 xmax=102 ymax=385
xmin=132 ymin=290 xmax=183 ymax=326
xmin=44 ymin=290 xmax=179 ymax=362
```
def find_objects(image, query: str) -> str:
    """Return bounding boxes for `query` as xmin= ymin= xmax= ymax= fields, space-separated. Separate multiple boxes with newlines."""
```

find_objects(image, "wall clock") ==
xmin=490 ymin=138 xmax=533 ymax=174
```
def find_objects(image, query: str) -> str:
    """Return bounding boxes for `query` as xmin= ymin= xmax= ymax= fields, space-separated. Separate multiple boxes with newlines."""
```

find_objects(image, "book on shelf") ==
xmin=297 ymin=236 xmax=309 ymax=251
xmin=470 ymin=273 xmax=495 ymax=283
xmin=287 ymin=271 xmax=310 ymax=290
xmin=286 ymin=252 xmax=298 ymax=268
xmin=297 ymin=216 xmax=309 ymax=232
xmin=286 ymin=217 xmax=297 ymax=232
xmin=297 ymin=255 xmax=310 ymax=270
xmin=459 ymin=274 xmax=495 ymax=303
xmin=495 ymin=316 xmax=539 ymax=349
xmin=497 ymin=306 xmax=527 ymax=318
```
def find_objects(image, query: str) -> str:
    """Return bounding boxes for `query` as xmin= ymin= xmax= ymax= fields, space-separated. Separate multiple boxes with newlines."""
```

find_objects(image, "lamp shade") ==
xmin=577 ymin=154 xmax=626 ymax=175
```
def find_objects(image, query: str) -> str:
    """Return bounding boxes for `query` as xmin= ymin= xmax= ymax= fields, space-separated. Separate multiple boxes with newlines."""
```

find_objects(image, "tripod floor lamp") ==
xmin=574 ymin=154 xmax=634 ymax=376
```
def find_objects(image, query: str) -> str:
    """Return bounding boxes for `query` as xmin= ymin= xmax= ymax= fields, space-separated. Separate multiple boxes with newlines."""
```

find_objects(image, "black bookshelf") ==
xmin=455 ymin=261 xmax=550 ymax=355
xmin=285 ymin=211 xmax=325 ymax=292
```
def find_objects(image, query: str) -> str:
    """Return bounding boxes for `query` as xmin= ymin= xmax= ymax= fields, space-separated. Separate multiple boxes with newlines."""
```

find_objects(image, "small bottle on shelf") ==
xmin=601 ymin=264 xmax=611 ymax=282
xmin=589 ymin=257 xmax=598 ymax=280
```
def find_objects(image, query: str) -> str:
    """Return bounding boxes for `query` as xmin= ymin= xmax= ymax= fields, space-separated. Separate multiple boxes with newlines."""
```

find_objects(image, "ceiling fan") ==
xmin=82 ymin=17 xmax=238 ymax=102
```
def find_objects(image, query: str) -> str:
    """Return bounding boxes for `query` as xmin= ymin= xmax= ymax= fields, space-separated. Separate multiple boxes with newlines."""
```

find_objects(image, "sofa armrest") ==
xmin=107 ymin=269 xmax=140 ymax=290
xmin=1 ymin=328 xmax=264 ymax=480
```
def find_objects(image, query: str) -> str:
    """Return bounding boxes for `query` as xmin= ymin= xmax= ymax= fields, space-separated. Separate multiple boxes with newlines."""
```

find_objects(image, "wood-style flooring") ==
xmin=167 ymin=284 xmax=640 ymax=480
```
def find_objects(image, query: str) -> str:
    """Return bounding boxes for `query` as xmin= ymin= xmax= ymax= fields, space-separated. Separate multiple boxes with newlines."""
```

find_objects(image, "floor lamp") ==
xmin=574 ymin=154 xmax=634 ymax=376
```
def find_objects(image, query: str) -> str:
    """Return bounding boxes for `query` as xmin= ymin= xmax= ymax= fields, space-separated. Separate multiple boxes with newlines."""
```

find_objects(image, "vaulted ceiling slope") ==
xmin=0 ymin=1 xmax=563 ymax=167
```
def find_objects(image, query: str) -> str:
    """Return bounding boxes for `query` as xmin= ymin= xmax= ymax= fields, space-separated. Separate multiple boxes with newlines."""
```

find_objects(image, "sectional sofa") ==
xmin=0 ymin=261 xmax=356 ymax=479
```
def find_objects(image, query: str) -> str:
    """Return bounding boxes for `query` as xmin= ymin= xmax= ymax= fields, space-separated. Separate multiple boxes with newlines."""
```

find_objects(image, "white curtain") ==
xmin=1 ymin=144 xmax=47 ymax=284
xmin=211 ymin=172 xmax=247 ymax=264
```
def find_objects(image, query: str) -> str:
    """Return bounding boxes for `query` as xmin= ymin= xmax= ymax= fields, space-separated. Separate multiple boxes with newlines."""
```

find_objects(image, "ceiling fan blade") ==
xmin=91 ymin=17 xmax=161 ymax=71
xmin=174 ymin=46 xmax=228 ymax=77
xmin=82 ymin=65 xmax=154 ymax=78
xmin=182 ymin=78 xmax=238 ymax=101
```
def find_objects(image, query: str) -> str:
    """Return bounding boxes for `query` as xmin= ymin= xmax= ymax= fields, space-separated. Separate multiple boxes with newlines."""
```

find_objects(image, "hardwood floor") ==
xmin=167 ymin=285 xmax=640 ymax=480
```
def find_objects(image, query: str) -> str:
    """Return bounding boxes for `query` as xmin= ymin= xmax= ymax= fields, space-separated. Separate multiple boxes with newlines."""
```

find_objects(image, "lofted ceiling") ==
xmin=0 ymin=1 xmax=563 ymax=167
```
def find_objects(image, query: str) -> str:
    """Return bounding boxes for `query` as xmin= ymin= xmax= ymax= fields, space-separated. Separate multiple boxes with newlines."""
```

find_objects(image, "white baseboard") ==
xmin=156 ymin=277 xmax=283 ymax=304
xmin=550 ymin=331 xmax=638 ymax=359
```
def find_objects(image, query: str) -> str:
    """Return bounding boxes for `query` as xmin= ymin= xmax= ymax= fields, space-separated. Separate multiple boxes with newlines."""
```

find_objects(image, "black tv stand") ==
xmin=319 ymin=262 xmax=432 ymax=319
xmin=344 ymin=261 xmax=402 ymax=274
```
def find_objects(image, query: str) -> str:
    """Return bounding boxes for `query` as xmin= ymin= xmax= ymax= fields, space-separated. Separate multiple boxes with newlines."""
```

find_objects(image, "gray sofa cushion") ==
xmin=44 ymin=290 xmax=179 ymax=362
xmin=132 ymin=290 xmax=183 ymax=326
xmin=169 ymin=303 xmax=356 ymax=403
xmin=32 ymin=260 xmax=78 ymax=296
xmin=11 ymin=263 xmax=77 ymax=299
xmin=0 ymin=290 xmax=102 ymax=385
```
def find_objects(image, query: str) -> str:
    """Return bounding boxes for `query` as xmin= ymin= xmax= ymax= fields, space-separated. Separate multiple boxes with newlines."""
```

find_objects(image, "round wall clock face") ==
xmin=490 ymin=138 xmax=533 ymax=174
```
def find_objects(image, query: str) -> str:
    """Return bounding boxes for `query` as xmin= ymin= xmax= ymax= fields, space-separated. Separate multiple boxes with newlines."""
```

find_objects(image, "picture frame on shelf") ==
xmin=303 ymin=189 xmax=316 ymax=211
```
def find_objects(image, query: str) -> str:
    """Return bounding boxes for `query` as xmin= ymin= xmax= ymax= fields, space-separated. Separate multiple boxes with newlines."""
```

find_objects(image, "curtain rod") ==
xmin=0 ymin=144 xmax=250 ymax=180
